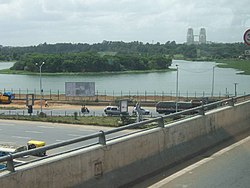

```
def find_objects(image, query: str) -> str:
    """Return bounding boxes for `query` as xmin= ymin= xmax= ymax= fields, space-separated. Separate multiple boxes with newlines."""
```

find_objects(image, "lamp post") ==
xmin=176 ymin=65 xmax=179 ymax=112
xmin=211 ymin=66 xmax=215 ymax=97
xmin=234 ymin=83 xmax=238 ymax=97
xmin=36 ymin=62 xmax=45 ymax=113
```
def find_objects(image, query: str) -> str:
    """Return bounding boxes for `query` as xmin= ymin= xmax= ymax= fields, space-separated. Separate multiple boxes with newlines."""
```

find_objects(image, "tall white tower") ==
xmin=187 ymin=28 xmax=194 ymax=45
xmin=199 ymin=28 xmax=206 ymax=44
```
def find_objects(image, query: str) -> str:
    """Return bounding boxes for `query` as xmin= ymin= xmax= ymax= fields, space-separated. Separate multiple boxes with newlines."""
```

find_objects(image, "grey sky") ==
xmin=0 ymin=0 xmax=249 ymax=46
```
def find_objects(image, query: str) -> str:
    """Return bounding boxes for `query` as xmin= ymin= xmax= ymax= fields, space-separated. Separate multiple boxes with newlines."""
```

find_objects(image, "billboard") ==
xmin=65 ymin=82 xmax=95 ymax=97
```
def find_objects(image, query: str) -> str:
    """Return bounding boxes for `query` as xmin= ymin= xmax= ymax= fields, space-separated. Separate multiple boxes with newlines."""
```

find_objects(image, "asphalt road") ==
xmin=0 ymin=119 xmax=134 ymax=155
xmin=133 ymin=132 xmax=250 ymax=188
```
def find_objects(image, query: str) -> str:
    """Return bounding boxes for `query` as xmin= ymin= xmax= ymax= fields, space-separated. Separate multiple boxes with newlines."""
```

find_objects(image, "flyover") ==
xmin=0 ymin=95 xmax=249 ymax=188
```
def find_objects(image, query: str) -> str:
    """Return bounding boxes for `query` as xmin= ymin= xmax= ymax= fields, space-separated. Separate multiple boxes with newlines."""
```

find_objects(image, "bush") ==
xmin=39 ymin=112 xmax=47 ymax=118
xmin=74 ymin=112 xmax=78 ymax=120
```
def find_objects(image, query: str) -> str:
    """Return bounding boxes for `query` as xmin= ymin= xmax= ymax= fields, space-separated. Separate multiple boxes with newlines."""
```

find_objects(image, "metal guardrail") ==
xmin=0 ymin=94 xmax=249 ymax=172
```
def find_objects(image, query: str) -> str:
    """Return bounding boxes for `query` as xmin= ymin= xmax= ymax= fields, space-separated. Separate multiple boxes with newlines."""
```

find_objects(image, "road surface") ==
xmin=133 ymin=131 xmax=250 ymax=188
xmin=0 ymin=119 xmax=134 ymax=155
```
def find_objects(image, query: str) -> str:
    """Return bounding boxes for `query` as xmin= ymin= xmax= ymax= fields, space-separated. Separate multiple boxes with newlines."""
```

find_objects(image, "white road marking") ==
xmin=12 ymin=136 xmax=31 ymax=140
xmin=25 ymin=130 xmax=43 ymax=134
xmin=78 ymin=129 xmax=95 ymax=132
xmin=55 ymin=140 xmax=65 ymax=142
xmin=68 ymin=134 xmax=82 ymax=137
xmin=37 ymin=126 xmax=55 ymax=129
xmin=3 ymin=124 xmax=15 ymax=126
xmin=0 ymin=141 xmax=15 ymax=145
xmin=149 ymin=136 xmax=250 ymax=188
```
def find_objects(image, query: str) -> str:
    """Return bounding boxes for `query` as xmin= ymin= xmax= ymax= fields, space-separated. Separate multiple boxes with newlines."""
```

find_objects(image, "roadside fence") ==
xmin=1 ymin=88 xmax=246 ymax=103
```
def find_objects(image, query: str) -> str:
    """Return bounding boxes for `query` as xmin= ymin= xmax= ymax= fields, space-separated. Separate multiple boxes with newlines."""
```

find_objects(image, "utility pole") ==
xmin=211 ymin=66 xmax=215 ymax=97
xmin=176 ymin=65 xmax=179 ymax=112
xmin=36 ymin=62 xmax=45 ymax=113
xmin=234 ymin=83 xmax=238 ymax=97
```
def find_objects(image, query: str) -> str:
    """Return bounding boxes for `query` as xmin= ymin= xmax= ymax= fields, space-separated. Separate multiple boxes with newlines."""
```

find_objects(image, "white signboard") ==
xmin=119 ymin=100 xmax=128 ymax=113
xmin=245 ymin=50 xmax=250 ymax=56
xmin=65 ymin=82 xmax=95 ymax=97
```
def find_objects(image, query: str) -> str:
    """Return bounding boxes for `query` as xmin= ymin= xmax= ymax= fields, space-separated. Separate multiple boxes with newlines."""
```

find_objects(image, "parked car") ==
xmin=104 ymin=106 xmax=121 ymax=116
xmin=132 ymin=107 xmax=150 ymax=115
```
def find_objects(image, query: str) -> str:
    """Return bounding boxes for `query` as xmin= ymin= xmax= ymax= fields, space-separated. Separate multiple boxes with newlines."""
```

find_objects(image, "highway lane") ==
xmin=0 ymin=119 xmax=135 ymax=155
xmin=133 ymin=132 xmax=250 ymax=188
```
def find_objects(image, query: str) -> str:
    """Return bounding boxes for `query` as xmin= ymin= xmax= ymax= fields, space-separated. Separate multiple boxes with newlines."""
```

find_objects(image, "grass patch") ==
xmin=0 ymin=69 xmax=36 ymax=75
xmin=216 ymin=59 xmax=250 ymax=75
xmin=0 ymin=106 xmax=20 ymax=110
xmin=0 ymin=115 xmax=121 ymax=127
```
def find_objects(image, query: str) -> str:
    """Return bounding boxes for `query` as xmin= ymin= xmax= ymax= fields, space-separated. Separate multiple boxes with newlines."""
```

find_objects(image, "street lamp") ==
xmin=211 ymin=66 xmax=215 ymax=97
xmin=234 ymin=83 xmax=238 ymax=97
xmin=176 ymin=65 xmax=179 ymax=112
xmin=36 ymin=62 xmax=45 ymax=113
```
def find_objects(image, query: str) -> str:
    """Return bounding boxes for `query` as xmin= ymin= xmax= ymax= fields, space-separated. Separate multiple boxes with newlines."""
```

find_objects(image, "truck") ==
xmin=0 ymin=95 xmax=10 ymax=104
xmin=0 ymin=92 xmax=15 ymax=104
xmin=156 ymin=100 xmax=204 ymax=114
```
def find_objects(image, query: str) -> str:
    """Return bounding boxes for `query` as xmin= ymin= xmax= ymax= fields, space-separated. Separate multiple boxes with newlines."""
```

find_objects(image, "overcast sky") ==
xmin=0 ymin=0 xmax=249 ymax=46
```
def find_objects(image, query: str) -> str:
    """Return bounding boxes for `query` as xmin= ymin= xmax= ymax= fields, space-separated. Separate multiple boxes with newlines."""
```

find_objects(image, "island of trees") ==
xmin=10 ymin=53 xmax=172 ymax=73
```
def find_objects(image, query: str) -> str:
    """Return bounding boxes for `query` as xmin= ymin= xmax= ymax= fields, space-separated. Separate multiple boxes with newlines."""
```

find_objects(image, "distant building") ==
xmin=186 ymin=28 xmax=206 ymax=45
xmin=199 ymin=28 xmax=206 ymax=44
xmin=187 ymin=28 xmax=194 ymax=45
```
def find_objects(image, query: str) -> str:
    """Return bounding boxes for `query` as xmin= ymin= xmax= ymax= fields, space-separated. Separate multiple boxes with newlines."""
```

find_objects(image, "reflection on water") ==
xmin=0 ymin=60 xmax=249 ymax=96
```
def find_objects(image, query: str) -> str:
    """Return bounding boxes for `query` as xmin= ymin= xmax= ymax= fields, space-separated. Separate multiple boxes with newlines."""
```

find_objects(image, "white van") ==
xmin=104 ymin=106 xmax=121 ymax=116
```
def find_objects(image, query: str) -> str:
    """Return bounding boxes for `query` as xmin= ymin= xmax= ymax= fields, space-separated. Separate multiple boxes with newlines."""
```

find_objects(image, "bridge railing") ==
xmin=0 ymin=94 xmax=249 ymax=172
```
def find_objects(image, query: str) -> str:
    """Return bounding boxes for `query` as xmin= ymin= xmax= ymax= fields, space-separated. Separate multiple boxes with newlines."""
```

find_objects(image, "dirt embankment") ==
xmin=0 ymin=100 xmax=83 ymax=110
xmin=1 ymin=94 xmax=204 ymax=110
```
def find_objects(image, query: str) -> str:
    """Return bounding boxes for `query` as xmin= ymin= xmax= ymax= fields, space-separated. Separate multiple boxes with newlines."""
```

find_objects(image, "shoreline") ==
xmin=0 ymin=68 xmax=174 ymax=76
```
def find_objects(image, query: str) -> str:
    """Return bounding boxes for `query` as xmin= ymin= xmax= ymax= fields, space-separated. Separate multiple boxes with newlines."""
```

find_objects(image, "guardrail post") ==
xmin=198 ymin=106 xmax=205 ymax=115
xmin=57 ymin=90 xmax=60 ymax=100
xmin=19 ymin=88 xmax=21 ymax=99
xmin=228 ymin=98 xmax=235 ymax=106
xmin=6 ymin=154 xmax=15 ymax=172
xmin=158 ymin=117 xmax=164 ymax=128
xmin=99 ymin=131 xmax=106 ymax=145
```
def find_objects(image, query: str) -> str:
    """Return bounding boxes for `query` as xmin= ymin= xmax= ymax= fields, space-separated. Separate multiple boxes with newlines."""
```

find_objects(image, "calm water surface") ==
xmin=0 ymin=60 xmax=249 ymax=96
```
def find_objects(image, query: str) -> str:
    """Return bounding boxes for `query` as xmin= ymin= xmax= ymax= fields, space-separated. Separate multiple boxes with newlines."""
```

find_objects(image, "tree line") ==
xmin=0 ymin=41 xmax=249 ymax=62
xmin=10 ymin=52 xmax=172 ymax=73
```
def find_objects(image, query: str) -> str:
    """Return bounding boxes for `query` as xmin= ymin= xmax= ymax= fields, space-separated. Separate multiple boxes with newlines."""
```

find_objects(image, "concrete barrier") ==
xmin=0 ymin=101 xmax=250 ymax=188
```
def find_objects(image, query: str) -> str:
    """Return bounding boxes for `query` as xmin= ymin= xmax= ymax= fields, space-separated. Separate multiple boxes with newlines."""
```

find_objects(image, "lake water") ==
xmin=0 ymin=60 xmax=249 ymax=96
